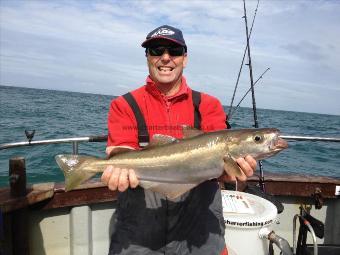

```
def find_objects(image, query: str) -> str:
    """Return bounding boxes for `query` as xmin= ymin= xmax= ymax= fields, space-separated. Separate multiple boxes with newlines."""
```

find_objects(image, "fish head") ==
xmin=226 ymin=128 xmax=288 ymax=160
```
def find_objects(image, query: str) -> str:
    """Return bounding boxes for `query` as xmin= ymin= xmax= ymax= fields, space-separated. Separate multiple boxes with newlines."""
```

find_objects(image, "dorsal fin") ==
xmin=144 ymin=134 xmax=178 ymax=148
xmin=182 ymin=125 xmax=204 ymax=139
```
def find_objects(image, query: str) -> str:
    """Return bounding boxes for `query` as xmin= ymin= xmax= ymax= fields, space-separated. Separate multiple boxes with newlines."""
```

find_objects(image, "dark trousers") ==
xmin=108 ymin=180 xmax=226 ymax=255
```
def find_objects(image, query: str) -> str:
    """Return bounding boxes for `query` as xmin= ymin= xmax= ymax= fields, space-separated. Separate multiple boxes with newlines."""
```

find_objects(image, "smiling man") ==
xmin=101 ymin=25 xmax=257 ymax=255
xmin=146 ymin=39 xmax=187 ymax=96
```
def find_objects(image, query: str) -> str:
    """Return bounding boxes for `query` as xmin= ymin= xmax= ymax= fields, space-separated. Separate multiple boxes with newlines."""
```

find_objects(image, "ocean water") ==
xmin=0 ymin=85 xmax=339 ymax=187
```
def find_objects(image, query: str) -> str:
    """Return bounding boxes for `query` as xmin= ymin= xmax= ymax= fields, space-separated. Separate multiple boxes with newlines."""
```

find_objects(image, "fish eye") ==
xmin=254 ymin=135 xmax=262 ymax=143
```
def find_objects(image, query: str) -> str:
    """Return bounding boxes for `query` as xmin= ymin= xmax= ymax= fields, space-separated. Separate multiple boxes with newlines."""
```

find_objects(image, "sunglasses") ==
xmin=147 ymin=46 xmax=185 ymax=57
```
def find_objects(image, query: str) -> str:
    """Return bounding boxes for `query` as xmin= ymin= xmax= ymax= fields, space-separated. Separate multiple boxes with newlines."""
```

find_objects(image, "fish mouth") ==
xmin=257 ymin=137 xmax=288 ymax=160
xmin=275 ymin=137 xmax=288 ymax=149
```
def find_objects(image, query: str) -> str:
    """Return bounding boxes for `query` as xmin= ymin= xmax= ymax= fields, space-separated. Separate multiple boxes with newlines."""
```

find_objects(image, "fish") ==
xmin=55 ymin=128 xmax=288 ymax=199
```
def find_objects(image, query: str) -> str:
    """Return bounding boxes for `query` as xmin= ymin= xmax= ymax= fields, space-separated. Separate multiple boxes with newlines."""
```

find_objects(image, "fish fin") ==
xmin=138 ymin=180 xmax=156 ymax=190
xmin=223 ymin=154 xmax=243 ymax=178
xmin=139 ymin=181 xmax=197 ymax=200
xmin=55 ymin=154 xmax=98 ymax=191
xmin=107 ymin=146 xmax=135 ymax=157
xmin=160 ymin=183 xmax=198 ymax=200
xmin=182 ymin=125 xmax=204 ymax=139
xmin=146 ymin=134 xmax=178 ymax=148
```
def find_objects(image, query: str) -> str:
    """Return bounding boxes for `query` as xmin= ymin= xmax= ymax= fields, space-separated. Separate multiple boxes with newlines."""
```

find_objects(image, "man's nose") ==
xmin=160 ymin=49 xmax=171 ymax=61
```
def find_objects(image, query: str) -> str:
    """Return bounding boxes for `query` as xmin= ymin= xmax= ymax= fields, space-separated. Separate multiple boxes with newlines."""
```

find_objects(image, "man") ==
xmin=101 ymin=25 xmax=257 ymax=255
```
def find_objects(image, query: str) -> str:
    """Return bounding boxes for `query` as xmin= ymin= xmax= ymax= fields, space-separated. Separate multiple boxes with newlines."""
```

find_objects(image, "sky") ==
xmin=0 ymin=0 xmax=340 ymax=116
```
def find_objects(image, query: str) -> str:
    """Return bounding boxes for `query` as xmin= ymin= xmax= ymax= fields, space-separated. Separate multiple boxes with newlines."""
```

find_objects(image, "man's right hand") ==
xmin=102 ymin=146 xmax=139 ymax=192
xmin=101 ymin=166 xmax=139 ymax=192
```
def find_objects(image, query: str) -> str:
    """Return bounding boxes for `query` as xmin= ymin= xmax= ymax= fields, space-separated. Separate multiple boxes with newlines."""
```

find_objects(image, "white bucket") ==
xmin=222 ymin=190 xmax=277 ymax=255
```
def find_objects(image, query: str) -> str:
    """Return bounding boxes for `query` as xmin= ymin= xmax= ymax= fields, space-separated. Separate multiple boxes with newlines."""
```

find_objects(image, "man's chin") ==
xmin=155 ymin=76 xmax=176 ymax=85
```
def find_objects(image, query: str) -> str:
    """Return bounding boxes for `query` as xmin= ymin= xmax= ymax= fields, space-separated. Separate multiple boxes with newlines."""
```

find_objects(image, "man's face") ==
xmin=146 ymin=40 xmax=188 ymax=87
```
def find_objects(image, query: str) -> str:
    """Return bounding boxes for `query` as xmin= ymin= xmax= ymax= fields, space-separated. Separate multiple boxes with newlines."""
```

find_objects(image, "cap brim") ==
xmin=141 ymin=36 xmax=186 ymax=48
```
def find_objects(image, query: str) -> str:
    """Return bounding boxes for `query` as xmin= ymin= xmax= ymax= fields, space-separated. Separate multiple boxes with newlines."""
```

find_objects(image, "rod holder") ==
xmin=8 ymin=157 xmax=29 ymax=255
xmin=72 ymin=141 xmax=79 ymax=155
xmin=9 ymin=157 xmax=27 ymax=197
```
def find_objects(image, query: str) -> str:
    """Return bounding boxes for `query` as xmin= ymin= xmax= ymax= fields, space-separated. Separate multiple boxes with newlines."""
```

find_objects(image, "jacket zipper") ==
xmin=166 ymin=102 xmax=171 ymax=132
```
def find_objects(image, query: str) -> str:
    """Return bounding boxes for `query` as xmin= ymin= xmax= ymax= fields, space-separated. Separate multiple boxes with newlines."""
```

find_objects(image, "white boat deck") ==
xmin=26 ymin=194 xmax=340 ymax=255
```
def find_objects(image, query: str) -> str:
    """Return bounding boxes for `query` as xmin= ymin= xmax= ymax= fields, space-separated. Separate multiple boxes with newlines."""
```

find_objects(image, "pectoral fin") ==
xmin=223 ymin=154 xmax=243 ymax=178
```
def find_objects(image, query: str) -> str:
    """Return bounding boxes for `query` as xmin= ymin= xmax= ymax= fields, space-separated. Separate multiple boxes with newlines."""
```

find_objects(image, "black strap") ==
xmin=226 ymin=119 xmax=231 ymax=129
xmin=123 ymin=90 xmax=226 ymax=146
xmin=192 ymin=90 xmax=201 ymax=130
xmin=122 ymin=93 xmax=150 ymax=147
xmin=192 ymin=90 xmax=231 ymax=130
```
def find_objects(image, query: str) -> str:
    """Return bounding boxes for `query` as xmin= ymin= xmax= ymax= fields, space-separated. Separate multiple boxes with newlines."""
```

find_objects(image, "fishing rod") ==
xmin=242 ymin=0 xmax=267 ymax=192
xmin=229 ymin=67 xmax=270 ymax=120
xmin=228 ymin=0 xmax=260 ymax=117
xmin=243 ymin=0 xmax=259 ymax=128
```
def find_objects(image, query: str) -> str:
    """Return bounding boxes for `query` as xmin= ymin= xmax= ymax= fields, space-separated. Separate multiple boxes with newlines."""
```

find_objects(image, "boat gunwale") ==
xmin=1 ymin=173 xmax=339 ymax=213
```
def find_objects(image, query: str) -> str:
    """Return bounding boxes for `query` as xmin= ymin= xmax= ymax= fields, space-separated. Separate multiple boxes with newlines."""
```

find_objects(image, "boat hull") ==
xmin=2 ymin=173 xmax=340 ymax=255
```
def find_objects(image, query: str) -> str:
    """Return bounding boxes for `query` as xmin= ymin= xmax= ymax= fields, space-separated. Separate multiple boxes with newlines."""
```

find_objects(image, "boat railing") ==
xmin=0 ymin=135 xmax=108 ymax=154
xmin=280 ymin=135 xmax=340 ymax=142
xmin=1 ymin=133 xmax=340 ymax=155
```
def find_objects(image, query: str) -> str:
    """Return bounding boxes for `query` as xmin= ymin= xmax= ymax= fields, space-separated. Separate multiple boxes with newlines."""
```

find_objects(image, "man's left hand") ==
xmin=220 ymin=155 xmax=257 ymax=182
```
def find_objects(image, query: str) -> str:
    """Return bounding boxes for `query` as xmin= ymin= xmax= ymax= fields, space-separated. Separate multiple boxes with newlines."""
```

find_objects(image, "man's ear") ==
xmin=183 ymin=53 xmax=188 ymax=68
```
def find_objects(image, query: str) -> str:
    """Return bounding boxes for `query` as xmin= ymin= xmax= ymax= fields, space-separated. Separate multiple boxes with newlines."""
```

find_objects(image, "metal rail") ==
xmin=280 ymin=135 xmax=340 ymax=143
xmin=0 ymin=135 xmax=107 ymax=154
xmin=293 ymin=214 xmax=318 ymax=255
xmin=1 ymin=134 xmax=339 ymax=152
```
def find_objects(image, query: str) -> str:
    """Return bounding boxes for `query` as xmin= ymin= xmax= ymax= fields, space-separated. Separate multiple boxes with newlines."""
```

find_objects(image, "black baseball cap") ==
xmin=141 ymin=25 xmax=187 ymax=50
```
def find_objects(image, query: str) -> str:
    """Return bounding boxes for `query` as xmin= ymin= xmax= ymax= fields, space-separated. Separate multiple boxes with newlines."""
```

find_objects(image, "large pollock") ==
xmin=55 ymin=128 xmax=288 ymax=199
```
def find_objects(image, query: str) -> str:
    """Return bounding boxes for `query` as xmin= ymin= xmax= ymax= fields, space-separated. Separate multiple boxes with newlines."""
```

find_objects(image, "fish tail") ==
xmin=55 ymin=154 xmax=98 ymax=191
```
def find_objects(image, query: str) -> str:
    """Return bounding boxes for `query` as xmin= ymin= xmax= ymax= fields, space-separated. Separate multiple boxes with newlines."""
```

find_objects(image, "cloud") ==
xmin=281 ymin=41 xmax=325 ymax=61
xmin=1 ymin=0 xmax=340 ymax=115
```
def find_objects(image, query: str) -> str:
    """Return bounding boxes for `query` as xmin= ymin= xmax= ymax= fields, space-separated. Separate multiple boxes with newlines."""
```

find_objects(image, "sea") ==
xmin=0 ymin=85 xmax=339 ymax=187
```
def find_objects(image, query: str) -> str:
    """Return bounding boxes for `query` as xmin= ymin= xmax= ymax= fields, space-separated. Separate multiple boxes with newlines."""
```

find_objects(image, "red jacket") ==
xmin=107 ymin=76 xmax=226 ymax=149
